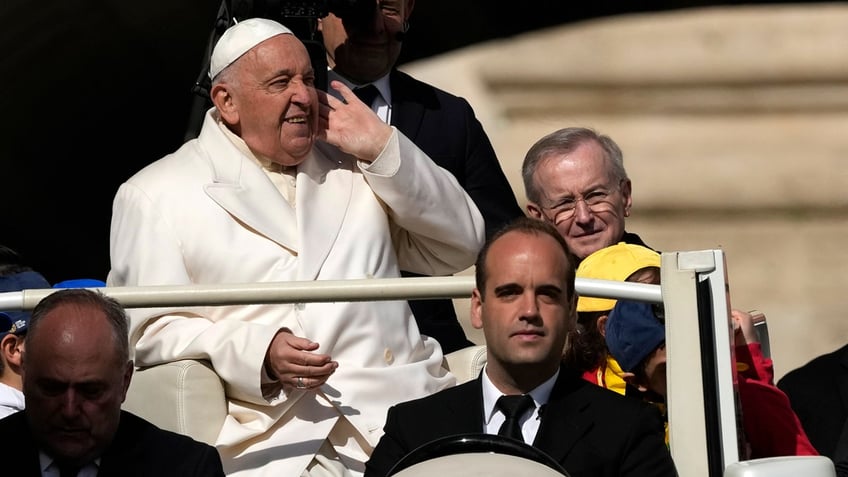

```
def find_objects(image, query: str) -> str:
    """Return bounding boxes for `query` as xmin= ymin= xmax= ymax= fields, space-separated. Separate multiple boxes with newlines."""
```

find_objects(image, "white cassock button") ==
xmin=384 ymin=348 xmax=394 ymax=364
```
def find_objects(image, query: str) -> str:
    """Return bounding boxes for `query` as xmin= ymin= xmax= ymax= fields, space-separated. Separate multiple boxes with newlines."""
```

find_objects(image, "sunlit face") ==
xmin=213 ymin=34 xmax=319 ymax=167
xmin=627 ymin=267 xmax=661 ymax=285
xmin=527 ymin=141 xmax=633 ymax=260
xmin=471 ymin=231 xmax=576 ymax=385
xmin=319 ymin=0 xmax=412 ymax=83
xmin=22 ymin=303 xmax=132 ymax=466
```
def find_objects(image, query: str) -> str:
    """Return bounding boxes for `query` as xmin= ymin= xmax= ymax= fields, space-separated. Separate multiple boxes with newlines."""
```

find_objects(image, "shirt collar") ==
xmin=481 ymin=365 xmax=559 ymax=425
xmin=40 ymin=452 xmax=101 ymax=477
xmin=327 ymin=70 xmax=392 ymax=106
xmin=212 ymin=110 xmax=292 ymax=174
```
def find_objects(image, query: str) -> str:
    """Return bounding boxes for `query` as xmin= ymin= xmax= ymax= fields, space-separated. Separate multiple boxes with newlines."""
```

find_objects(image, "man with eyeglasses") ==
xmin=521 ymin=127 xmax=650 ymax=261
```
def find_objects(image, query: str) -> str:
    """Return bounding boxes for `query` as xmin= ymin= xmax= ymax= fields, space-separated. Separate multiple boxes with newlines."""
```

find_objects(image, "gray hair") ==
xmin=521 ymin=127 xmax=628 ymax=204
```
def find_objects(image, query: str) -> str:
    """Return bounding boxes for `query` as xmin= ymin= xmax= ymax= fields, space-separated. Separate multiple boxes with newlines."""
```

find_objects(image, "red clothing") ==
xmin=736 ymin=343 xmax=819 ymax=458
xmin=581 ymin=356 xmax=628 ymax=396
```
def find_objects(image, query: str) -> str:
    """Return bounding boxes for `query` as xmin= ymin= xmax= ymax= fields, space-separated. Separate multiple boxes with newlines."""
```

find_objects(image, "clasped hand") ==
xmin=265 ymin=329 xmax=338 ymax=390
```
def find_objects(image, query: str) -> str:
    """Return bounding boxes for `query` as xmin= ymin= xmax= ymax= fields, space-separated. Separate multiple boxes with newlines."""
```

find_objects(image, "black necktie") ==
xmin=57 ymin=463 xmax=81 ymax=477
xmin=496 ymin=394 xmax=535 ymax=442
xmin=353 ymin=84 xmax=379 ymax=107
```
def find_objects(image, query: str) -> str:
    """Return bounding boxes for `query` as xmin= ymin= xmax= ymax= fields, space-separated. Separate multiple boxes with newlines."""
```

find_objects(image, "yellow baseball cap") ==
xmin=576 ymin=242 xmax=661 ymax=312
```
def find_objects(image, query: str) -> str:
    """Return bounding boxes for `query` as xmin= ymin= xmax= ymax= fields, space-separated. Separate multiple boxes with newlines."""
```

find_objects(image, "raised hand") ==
xmin=316 ymin=80 xmax=393 ymax=163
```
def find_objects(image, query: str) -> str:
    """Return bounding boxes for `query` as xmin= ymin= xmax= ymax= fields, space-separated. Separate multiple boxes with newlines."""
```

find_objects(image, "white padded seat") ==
xmin=122 ymin=345 xmax=488 ymax=445
xmin=123 ymin=359 xmax=226 ymax=445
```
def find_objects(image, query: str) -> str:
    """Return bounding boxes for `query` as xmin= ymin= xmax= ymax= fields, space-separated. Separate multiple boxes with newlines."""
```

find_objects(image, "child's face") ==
xmin=641 ymin=343 xmax=668 ymax=397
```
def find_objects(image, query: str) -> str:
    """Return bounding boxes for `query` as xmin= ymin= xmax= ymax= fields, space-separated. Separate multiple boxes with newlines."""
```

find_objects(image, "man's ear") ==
xmin=470 ymin=288 xmax=484 ymax=330
xmin=526 ymin=202 xmax=543 ymax=219
xmin=0 ymin=334 xmax=24 ymax=372
xmin=620 ymin=178 xmax=633 ymax=217
xmin=211 ymin=83 xmax=239 ymax=124
xmin=120 ymin=360 xmax=134 ymax=402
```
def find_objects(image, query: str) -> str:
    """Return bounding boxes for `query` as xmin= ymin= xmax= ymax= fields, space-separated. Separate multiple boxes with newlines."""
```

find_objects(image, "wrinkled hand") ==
xmin=265 ymin=329 xmax=338 ymax=390
xmin=316 ymin=80 xmax=393 ymax=163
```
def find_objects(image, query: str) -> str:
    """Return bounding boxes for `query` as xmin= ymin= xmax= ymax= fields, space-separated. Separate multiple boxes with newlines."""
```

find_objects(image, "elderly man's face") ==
xmin=219 ymin=34 xmax=320 ymax=167
xmin=527 ymin=141 xmax=633 ymax=260
xmin=22 ymin=303 xmax=132 ymax=466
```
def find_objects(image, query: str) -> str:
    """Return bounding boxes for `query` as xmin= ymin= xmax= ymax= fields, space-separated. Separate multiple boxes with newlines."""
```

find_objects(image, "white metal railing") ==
xmin=0 ymin=276 xmax=662 ymax=311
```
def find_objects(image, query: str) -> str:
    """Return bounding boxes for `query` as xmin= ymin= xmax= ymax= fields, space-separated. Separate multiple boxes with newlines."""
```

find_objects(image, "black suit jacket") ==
xmin=365 ymin=366 xmax=676 ymax=477
xmin=777 ymin=343 xmax=848 ymax=459
xmin=0 ymin=410 xmax=225 ymax=476
xmin=389 ymin=70 xmax=525 ymax=353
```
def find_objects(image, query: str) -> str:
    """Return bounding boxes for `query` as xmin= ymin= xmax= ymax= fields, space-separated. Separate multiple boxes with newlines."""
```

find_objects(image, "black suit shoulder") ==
xmin=0 ymin=411 xmax=42 ymax=476
xmin=391 ymin=69 xmax=469 ymax=108
xmin=366 ymin=380 xmax=482 ymax=477
xmin=779 ymin=344 xmax=848 ymax=390
xmin=0 ymin=411 xmax=225 ymax=477
xmin=535 ymin=370 xmax=675 ymax=477
xmin=390 ymin=68 xmax=523 ymax=236
xmin=777 ymin=344 xmax=848 ymax=458
xmin=98 ymin=411 xmax=225 ymax=476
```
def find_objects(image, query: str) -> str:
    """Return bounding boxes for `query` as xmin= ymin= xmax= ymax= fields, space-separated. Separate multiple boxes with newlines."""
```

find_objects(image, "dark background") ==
xmin=1 ymin=0 xmax=801 ymax=283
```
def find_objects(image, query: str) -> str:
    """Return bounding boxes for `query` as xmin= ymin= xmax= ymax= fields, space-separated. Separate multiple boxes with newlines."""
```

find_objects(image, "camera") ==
xmin=230 ymin=0 xmax=376 ymax=40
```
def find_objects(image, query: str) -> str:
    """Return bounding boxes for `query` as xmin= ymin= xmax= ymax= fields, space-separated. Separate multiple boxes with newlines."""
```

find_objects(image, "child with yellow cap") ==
xmin=566 ymin=242 xmax=661 ymax=397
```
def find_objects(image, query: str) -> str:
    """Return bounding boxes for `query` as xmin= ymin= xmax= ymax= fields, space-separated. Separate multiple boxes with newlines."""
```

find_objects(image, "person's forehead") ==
xmin=487 ymin=232 xmax=568 ymax=275
xmin=247 ymin=34 xmax=309 ymax=66
xmin=627 ymin=267 xmax=661 ymax=285
xmin=540 ymin=143 xmax=609 ymax=178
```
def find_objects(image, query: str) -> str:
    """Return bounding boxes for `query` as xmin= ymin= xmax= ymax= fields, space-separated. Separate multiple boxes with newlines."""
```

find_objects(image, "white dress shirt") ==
xmin=480 ymin=366 xmax=558 ymax=444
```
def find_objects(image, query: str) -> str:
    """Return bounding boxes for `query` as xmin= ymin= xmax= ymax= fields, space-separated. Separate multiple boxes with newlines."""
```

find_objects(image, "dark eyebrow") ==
xmin=536 ymin=284 xmax=563 ymax=296
xmin=493 ymin=283 xmax=521 ymax=295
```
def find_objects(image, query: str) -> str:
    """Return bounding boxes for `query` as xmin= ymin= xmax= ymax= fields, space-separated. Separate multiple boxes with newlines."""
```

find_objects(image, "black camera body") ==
xmin=230 ymin=0 xmax=375 ymax=39
xmin=229 ymin=0 xmax=376 ymax=85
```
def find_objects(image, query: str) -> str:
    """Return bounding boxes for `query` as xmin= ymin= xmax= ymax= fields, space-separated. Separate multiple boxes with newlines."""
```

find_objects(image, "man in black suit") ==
xmin=0 ymin=288 xmax=225 ymax=477
xmin=778 ymin=344 xmax=848 ymax=466
xmin=319 ymin=0 xmax=524 ymax=353
xmin=364 ymin=217 xmax=676 ymax=477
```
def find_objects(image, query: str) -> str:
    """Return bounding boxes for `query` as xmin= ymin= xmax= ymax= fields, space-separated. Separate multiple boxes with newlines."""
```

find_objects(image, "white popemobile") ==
xmin=0 ymin=249 xmax=836 ymax=477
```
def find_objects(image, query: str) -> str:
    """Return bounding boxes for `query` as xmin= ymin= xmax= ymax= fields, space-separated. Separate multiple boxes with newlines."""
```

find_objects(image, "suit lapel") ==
xmin=6 ymin=412 xmax=43 ymax=476
xmin=199 ymin=114 xmax=299 ymax=251
xmin=389 ymin=71 xmax=425 ymax=141
xmin=449 ymin=377 xmax=487 ymax=431
xmin=534 ymin=369 xmax=595 ymax=462
xmin=296 ymin=142 xmax=354 ymax=280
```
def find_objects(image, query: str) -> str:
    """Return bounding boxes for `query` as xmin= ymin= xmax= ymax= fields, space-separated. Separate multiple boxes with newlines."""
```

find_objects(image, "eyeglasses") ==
xmin=541 ymin=182 xmax=621 ymax=224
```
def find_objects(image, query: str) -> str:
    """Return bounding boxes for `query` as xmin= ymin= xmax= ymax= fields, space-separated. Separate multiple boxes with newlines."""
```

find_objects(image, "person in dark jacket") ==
xmin=365 ymin=218 xmax=676 ymax=477
xmin=0 ymin=288 xmax=225 ymax=477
